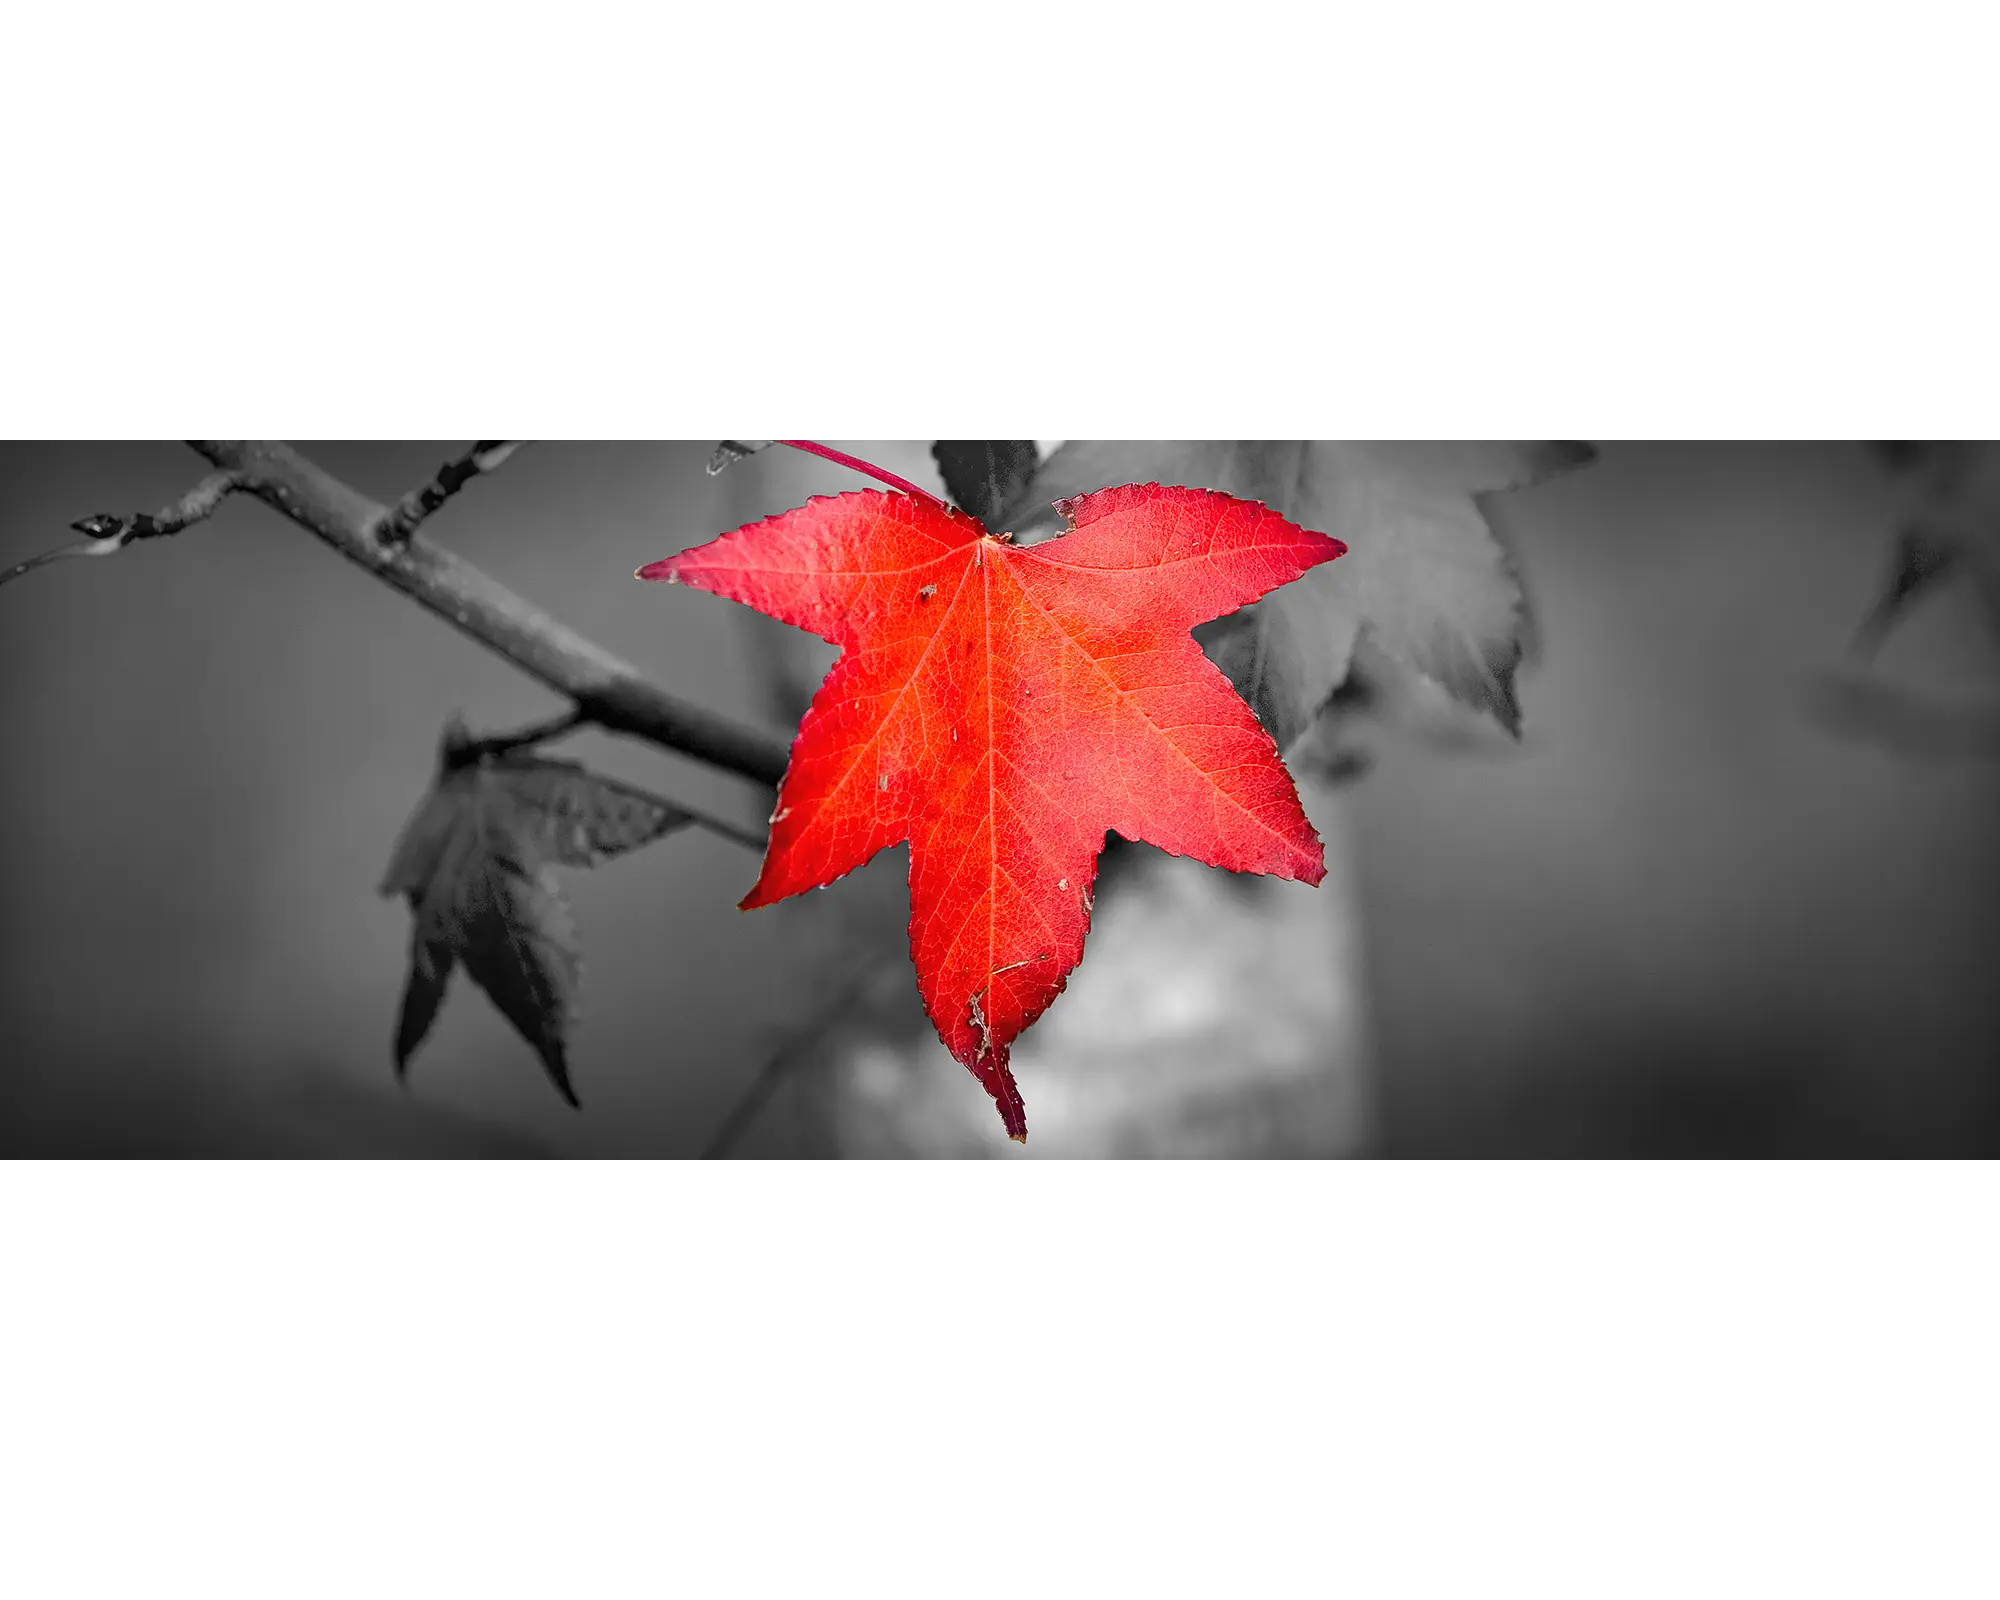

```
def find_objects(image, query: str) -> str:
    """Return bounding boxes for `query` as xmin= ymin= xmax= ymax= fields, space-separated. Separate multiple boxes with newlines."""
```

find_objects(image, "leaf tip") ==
xmin=1478 ymin=648 xmax=1526 ymax=739
xmin=972 ymin=1045 xmax=1029 ymax=1142
xmin=544 ymin=1053 xmax=582 ymax=1109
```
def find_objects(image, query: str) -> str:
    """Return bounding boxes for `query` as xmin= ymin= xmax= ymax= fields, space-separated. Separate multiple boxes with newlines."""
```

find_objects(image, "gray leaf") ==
xmin=380 ymin=739 xmax=695 ymax=1105
xmin=931 ymin=441 xmax=1041 ymax=529
xmin=1008 ymin=440 xmax=1594 ymax=748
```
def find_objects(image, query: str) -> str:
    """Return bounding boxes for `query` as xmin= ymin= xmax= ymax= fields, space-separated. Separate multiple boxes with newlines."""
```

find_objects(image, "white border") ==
xmin=3 ymin=1163 xmax=1997 ymax=1597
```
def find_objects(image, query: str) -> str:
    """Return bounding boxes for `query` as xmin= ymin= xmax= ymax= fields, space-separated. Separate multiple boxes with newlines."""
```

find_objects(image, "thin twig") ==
xmin=384 ymin=441 xmax=528 ymax=542
xmin=184 ymin=442 xmax=792 ymax=791
xmin=1 ymin=470 xmax=244 ymax=591
xmin=701 ymin=961 xmax=889 ymax=1157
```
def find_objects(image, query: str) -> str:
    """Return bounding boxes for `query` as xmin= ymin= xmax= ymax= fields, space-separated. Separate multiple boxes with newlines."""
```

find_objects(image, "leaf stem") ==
xmin=443 ymin=708 xmax=771 ymax=854
xmin=775 ymin=441 xmax=952 ymax=512
xmin=447 ymin=707 xmax=588 ymax=767
xmin=689 ymin=811 xmax=771 ymax=853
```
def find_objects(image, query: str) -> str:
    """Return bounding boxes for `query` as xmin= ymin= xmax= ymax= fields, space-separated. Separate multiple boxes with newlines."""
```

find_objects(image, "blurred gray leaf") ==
xmin=380 ymin=722 xmax=694 ymax=1104
xmin=1002 ymin=441 xmax=1594 ymax=749
xmin=930 ymin=441 xmax=1041 ymax=528
xmin=1857 ymin=442 xmax=2000 ymax=655
xmin=1851 ymin=523 xmax=1961 ymax=659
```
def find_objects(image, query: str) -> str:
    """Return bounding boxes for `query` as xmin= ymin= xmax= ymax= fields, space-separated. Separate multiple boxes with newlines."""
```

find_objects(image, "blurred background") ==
xmin=1 ymin=441 xmax=1994 ymax=1157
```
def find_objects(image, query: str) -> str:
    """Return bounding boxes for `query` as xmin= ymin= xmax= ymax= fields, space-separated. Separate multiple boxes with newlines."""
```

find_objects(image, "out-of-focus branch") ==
xmin=702 ymin=960 xmax=890 ymax=1157
xmin=385 ymin=441 xmax=529 ymax=541
xmin=0 ymin=470 xmax=245 ymax=590
xmin=1805 ymin=669 xmax=2000 ymax=761
xmin=184 ymin=441 xmax=791 ymax=792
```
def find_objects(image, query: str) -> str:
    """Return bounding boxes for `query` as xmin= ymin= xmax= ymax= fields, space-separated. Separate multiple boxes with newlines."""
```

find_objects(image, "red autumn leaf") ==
xmin=639 ymin=481 xmax=1345 ymax=1141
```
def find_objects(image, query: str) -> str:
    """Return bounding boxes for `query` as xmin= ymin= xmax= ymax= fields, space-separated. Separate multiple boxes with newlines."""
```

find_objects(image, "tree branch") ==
xmin=1805 ymin=668 xmax=2000 ymax=761
xmin=184 ymin=441 xmax=791 ymax=791
xmin=1 ymin=470 xmax=245 ymax=590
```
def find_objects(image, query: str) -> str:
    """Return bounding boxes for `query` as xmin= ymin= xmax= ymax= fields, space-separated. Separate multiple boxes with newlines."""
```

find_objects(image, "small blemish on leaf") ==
xmin=918 ymin=583 xmax=937 ymax=602
xmin=968 ymin=990 xmax=993 ymax=1060
xmin=877 ymin=773 xmax=889 ymax=791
